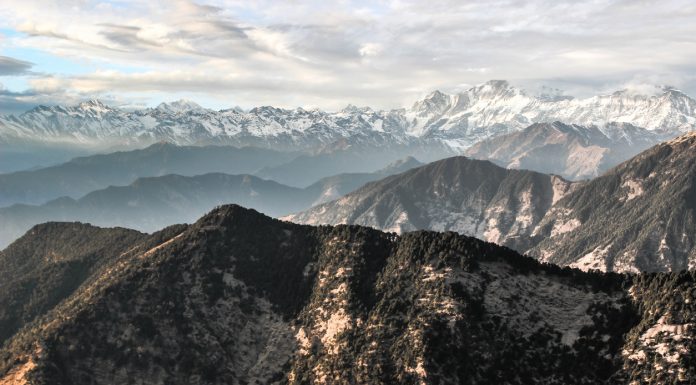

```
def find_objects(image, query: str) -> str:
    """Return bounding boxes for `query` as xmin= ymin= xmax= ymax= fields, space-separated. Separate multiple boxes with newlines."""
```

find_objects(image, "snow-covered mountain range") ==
xmin=2 ymin=80 xmax=694 ymax=153
xmin=404 ymin=81 xmax=696 ymax=148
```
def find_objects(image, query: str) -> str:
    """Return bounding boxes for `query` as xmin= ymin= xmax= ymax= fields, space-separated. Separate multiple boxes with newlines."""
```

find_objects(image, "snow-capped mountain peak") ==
xmin=340 ymin=104 xmax=374 ymax=114
xmin=469 ymin=79 xmax=518 ymax=96
xmin=409 ymin=90 xmax=453 ymax=119
xmin=155 ymin=99 xmax=206 ymax=114
xmin=77 ymin=99 xmax=112 ymax=112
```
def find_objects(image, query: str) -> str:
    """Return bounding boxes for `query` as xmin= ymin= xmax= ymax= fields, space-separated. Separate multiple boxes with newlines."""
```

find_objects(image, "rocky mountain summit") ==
xmin=1 ymin=205 xmax=695 ymax=384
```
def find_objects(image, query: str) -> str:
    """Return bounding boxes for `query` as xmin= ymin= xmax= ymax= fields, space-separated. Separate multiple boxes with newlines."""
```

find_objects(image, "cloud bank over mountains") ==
xmin=0 ymin=0 xmax=695 ymax=113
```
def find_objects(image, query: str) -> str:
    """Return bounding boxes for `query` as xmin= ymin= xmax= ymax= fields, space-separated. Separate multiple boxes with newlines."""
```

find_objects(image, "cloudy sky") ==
xmin=0 ymin=0 xmax=694 ymax=113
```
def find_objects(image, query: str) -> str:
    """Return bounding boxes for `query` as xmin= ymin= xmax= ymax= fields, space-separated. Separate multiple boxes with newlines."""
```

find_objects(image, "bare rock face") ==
xmin=2 ymin=205 xmax=695 ymax=384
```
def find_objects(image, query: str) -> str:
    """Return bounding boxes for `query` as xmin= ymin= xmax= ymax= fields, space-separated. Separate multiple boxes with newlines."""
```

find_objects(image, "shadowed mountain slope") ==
xmin=0 ymin=222 xmax=186 ymax=345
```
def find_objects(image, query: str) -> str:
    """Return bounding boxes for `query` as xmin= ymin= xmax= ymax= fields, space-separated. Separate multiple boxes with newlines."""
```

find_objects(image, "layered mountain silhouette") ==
xmin=0 ymin=174 xmax=307 ymax=248
xmin=0 ymin=143 xmax=297 ymax=207
xmin=1 ymin=205 xmax=695 ymax=384
xmin=0 ymin=141 xmax=429 ymax=207
xmin=0 ymin=157 xmax=422 ymax=248
xmin=255 ymin=147 xmax=429 ymax=188
xmin=289 ymin=131 xmax=696 ymax=272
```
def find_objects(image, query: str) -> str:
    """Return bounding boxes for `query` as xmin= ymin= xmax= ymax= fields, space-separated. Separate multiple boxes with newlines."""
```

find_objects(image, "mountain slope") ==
xmin=286 ymin=156 xmax=577 ymax=252
xmin=0 ymin=143 xmax=296 ymax=207
xmin=302 ymin=156 xmax=423 ymax=202
xmin=1 ymin=205 xmax=695 ymax=384
xmin=529 ymin=132 xmax=696 ymax=272
xmin=0 ymin=222 xmax=187 ymax=345
xmin=289 ymin=133 xmax=696 ymax=273
xmin=465 ymin=121 xmax=667 ymax=180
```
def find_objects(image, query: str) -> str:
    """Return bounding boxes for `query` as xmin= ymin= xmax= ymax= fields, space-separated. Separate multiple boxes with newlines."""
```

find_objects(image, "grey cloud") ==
xmin=0 ymin=87 xmax=52 ymax=114
xmin=0 ymin=56 xmax=32 ymax=75
xmin=97 ymin=24 xmax=159 ymax=51
xmin=93 ymin=19 xmax=260 ymax=59
xmin=210 ymin=20 xmax=252 ymax=39
xmin=0 ymin=83 xmax=129 ymax=115
xmin=20 ymin=24 xmax=134 ymax=53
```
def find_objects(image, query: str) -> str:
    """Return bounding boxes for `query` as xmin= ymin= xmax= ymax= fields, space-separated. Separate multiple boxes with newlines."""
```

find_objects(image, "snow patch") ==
xmin=550 ymin=218 xmax=581 ymax=237
xmin=625 ymin=314 xmax=694 ymax=375
xmin=140 ymin=232 xmax=184 ymax=259
xmin=386 ymin=211 xmax=411 ymax=233
xmin=641 ymin=316 xmax=692 ymax=342
xmin=621 ymin=179 xmax=644 ymax=201
xmin=569 ymin=244 xmax=611 ymax=272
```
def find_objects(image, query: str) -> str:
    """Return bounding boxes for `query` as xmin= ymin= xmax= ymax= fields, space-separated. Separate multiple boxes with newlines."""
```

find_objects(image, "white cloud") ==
xmin=359 ymin=43 xmax=382 ymax=57
xmin=0 ymin=0 xmax=694 ymax=112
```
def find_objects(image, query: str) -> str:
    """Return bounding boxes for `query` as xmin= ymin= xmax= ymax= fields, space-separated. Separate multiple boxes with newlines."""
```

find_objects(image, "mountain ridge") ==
xmin=1 ymin=205 xmax=694 ymax=384
xmin=529 ymin=131 xmax=696 ymax=272
xmin=285 ymin=155 xmax=578 ymax=252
